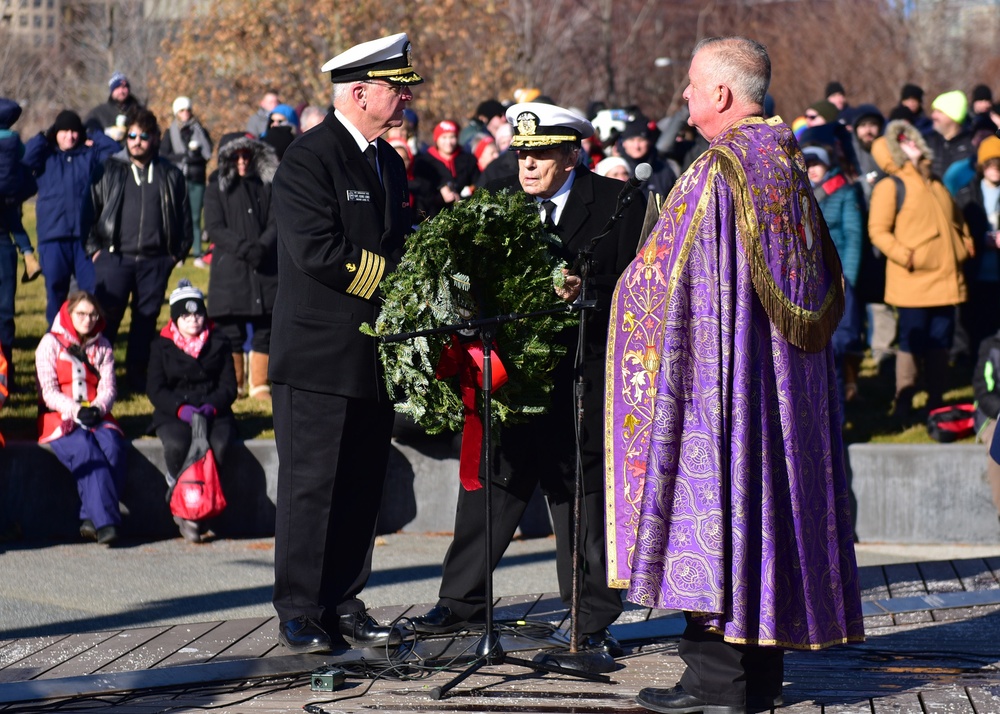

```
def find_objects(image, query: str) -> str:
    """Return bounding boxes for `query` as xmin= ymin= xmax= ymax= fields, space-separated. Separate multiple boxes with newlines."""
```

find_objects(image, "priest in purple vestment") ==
xmin=605 ymin=37 xmax=865 ymax=714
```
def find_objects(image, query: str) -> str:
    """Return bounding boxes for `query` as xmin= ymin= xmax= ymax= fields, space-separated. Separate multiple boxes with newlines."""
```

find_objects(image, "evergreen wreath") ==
xmin=362 ymin=188 xmax=577 ymax=434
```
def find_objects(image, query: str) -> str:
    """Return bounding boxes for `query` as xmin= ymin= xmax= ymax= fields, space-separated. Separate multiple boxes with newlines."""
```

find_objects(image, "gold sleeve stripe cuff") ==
xmin=346 ymin=250 xmax=385 ymax=300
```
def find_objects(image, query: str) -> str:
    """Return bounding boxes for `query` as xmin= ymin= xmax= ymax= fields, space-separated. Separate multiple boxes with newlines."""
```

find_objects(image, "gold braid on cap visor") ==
xmin=367 ymin=66 xmax=423 ymax=83
xmin=511 ymin=134 xmax=579 ymax=148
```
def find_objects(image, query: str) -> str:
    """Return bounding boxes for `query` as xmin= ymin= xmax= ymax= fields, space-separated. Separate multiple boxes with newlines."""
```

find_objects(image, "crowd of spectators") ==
xmin=1 ymin=69 xmax=1000 ymax=540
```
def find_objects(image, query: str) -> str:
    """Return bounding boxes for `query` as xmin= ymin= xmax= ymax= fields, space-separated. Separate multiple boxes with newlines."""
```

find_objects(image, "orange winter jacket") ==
xmin=868 ymin=120 xmax=973 ymax=308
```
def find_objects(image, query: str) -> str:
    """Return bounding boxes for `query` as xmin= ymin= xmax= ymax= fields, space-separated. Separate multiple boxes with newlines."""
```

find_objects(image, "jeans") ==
xmin=93 ymin=251 xmax=175 ymax=391
xmin=896 ymin=305 xmax=956 ymax=355
xmin=188 ymin=181 xmax=206 ymax=257
xmin=37 ymin=237 xmax=96 ymax=326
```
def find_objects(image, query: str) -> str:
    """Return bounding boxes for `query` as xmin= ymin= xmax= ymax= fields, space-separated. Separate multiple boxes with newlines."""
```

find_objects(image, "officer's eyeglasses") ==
xmin=362 ymin=81 xmax=404 ymax=96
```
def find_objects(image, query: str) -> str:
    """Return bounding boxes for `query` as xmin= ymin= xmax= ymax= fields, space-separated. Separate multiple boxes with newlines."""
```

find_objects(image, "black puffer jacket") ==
xmin=146 ymin=326 xmax=237 ymax=431
xmin=204 ymin=136 xmax=278 ymax=317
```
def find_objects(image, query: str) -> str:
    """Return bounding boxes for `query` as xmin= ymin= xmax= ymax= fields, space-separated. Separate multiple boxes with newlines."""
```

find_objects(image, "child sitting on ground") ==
xmin=0 ymin=97 xmax=41 ymax=283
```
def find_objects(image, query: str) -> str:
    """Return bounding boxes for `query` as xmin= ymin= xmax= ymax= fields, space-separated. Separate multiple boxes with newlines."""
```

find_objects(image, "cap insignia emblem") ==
xmin=516 ymin=111 xmax=539 ymax=137
xmin=184 ymin=300 xmax=199 ymax=314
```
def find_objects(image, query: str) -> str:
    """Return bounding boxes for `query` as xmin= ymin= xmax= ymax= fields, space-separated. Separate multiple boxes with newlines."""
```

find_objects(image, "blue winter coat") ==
xmin=817 ymin=171 xmax=864 ymax=287
xmin=21 ymin=129 xmax=119 ymax=243
xmin=0 ymin=98 xmax=33 ymax=202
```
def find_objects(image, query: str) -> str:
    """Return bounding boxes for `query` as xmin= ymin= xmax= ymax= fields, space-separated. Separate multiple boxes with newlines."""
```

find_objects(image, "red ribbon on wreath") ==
xmin=435 ymin=335 xmax=508 ymax=491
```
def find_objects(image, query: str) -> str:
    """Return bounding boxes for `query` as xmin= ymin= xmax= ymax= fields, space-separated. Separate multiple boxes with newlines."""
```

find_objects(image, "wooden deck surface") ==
xmin=0 ymin=558 xmax=999 ymax=713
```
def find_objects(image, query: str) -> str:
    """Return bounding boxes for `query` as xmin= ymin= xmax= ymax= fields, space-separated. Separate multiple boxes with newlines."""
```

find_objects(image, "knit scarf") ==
xmin=163 ymin=320 xmax=212 ymax=359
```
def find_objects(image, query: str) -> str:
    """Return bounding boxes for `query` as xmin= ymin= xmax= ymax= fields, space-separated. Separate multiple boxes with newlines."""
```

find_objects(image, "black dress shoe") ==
xmin=80 ymin=520 xmax=97 ymax=541
xmin=96 ymin=525 xmax=118 ymax=545
xmin=410 ymin=605 xmax=470 ymax=635
xmin=278 ymin=616 xmax=333 ymax=654
xmin=747 ymin=692 xmax=784 ymax=711
xmin=637 ymin=685 xmax=745 ymax=714
xmin=581 ymin=628 xmax=625 ymax=657
xmin=339 ymin=610 xmax=402 ymax=647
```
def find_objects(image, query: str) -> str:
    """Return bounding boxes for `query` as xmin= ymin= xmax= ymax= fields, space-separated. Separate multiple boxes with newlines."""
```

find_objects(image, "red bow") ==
xmin=435 ymin=335 xmax=508 ymax=491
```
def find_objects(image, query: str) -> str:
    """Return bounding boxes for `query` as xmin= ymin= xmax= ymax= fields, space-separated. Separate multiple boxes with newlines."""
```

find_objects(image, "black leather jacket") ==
xmin=87 ymin=153 xmax=193 ymax=260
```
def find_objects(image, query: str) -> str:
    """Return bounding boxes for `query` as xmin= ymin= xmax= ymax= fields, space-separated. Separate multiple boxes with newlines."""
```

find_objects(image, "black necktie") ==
xmin=364 ymin=144 xmax=378 ymax=178
xmin=541 ymin=199 xmax=557 ymax=229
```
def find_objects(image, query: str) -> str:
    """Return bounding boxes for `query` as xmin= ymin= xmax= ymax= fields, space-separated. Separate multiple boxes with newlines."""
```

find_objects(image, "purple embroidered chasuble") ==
xmin=605 ymin=116 xmax=864 ymax=649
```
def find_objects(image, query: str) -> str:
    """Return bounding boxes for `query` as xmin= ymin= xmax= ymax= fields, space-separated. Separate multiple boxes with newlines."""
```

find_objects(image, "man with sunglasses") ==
xmin=269 ymin=32 xmax=421 ymax=654
xmin=88 ymin=107 xmax=192 ymax=392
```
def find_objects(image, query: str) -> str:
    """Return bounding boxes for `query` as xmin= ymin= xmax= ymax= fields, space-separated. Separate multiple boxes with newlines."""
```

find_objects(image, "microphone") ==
xmin=615 ymin=162 xmax=651 ymax=205
xmin=628 ymin=162 xmax=653 ymax=189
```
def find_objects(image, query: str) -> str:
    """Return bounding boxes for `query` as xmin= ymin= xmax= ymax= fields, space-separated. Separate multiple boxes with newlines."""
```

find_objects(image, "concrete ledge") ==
xmin=0 ymin=428 xmax=552 ymax=542
xmin=848 ymin=443 xmax=1000 ymax=544
xmin=2 ymin=436 xmax=997 ymax=544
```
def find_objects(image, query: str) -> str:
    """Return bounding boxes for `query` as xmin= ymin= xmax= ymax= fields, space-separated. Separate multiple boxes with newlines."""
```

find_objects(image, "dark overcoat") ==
xmin=204 ymin=170 xmax=278 ymax=318
xmin=269 ymin=112 xmax=412 ymax=399
xmin=484 ymin=166 xmax=646 ymax=494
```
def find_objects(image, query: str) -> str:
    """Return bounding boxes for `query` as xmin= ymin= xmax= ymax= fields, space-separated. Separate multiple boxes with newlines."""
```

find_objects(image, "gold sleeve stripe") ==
xmin=346 ymin=249 xmax=386 ymax=300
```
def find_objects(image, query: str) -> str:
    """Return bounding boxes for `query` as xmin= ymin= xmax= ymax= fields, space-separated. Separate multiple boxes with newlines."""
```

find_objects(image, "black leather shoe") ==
xmin=637 ymin=685 xmax=745 ymax=714
xmin=80 ymin=519 xmax=97 ymax=541
xmin=96 ymin=525 xmax=118 ymax=545
xmin=410 ymin=605 xmax=470 ymax=634
xmin=339 ymin=610 xmax=402 ymax=647
xmin=278 ymin=616 xmax=333 ymax=654
xmin=581 ymin=628 xmax=625 ymax=657
xmin=747 ymin=692 xmax=784 ymax=711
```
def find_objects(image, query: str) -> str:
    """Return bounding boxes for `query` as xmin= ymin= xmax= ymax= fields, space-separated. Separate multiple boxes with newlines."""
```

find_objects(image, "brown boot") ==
xmin=248 ymin=350 xmax=271 ymax=401
xmin=844 ymin=353 xmax=862 ymax=402
xmin=232 ymin=352 xmax=247 ymax=399
xmin=21 ymin=251 xmax=41 ymax=283
xmin=893 ymin=351 xmax=919 ymax=422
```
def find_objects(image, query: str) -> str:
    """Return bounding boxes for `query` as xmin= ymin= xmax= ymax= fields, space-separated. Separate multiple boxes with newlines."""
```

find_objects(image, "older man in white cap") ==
xmin=410 ymin=102 xmax=646 ymax=657
xmin=269 ymin=32 xmax=421 ymax=654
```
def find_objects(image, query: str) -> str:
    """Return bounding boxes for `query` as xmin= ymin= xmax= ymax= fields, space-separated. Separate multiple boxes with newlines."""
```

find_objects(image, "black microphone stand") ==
xmin=381 ymin=306 xmax=613 ymax=700
xmin=532 ymin=173 xmax=645 ymax=675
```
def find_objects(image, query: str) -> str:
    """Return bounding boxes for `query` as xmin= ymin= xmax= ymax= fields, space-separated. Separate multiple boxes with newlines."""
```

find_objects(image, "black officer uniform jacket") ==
xmin=483 ymin=165 xmax=646 ymax=494
xmin=269 ymin=111 xmax=412 ymax=399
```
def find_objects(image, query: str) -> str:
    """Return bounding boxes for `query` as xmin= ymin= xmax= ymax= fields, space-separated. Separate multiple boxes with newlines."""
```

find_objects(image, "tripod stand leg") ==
xmin=429 ymin=658 xmax=486 ymax=700
xmin=504 ymin=654 xmax=612 ymax=683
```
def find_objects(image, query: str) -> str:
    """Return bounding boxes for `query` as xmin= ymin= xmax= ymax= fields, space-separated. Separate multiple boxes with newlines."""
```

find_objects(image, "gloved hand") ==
xmin=195 ymin=404 xmax=217 ymax=419
xmin=177 ymin=404 xmax=196 ymax=423
xmin=77 ymin=406 xmax=103 ymax=428
xmin=242 ymin=242 xmax=264 ymax=268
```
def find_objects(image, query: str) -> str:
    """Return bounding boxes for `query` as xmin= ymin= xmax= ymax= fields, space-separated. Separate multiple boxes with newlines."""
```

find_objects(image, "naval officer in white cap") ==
xmin=269 ymin=32 xmax=422 ymax=654
xmin=410 ymin=102 xmax=646 ymax=658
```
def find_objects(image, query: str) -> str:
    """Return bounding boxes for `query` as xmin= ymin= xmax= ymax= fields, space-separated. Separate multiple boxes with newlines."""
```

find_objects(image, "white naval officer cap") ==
xmin=506 ymin=102 xmax=594 ymax=149
xmin=320 ymin=32 xmax=424 ymax=86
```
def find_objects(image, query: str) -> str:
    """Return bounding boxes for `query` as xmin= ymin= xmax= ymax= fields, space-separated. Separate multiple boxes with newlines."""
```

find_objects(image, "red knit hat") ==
xmin=433 ymin=120 xmax=458 ymax=143
xmin=472 ymin=135 xmax=495 ymax=160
